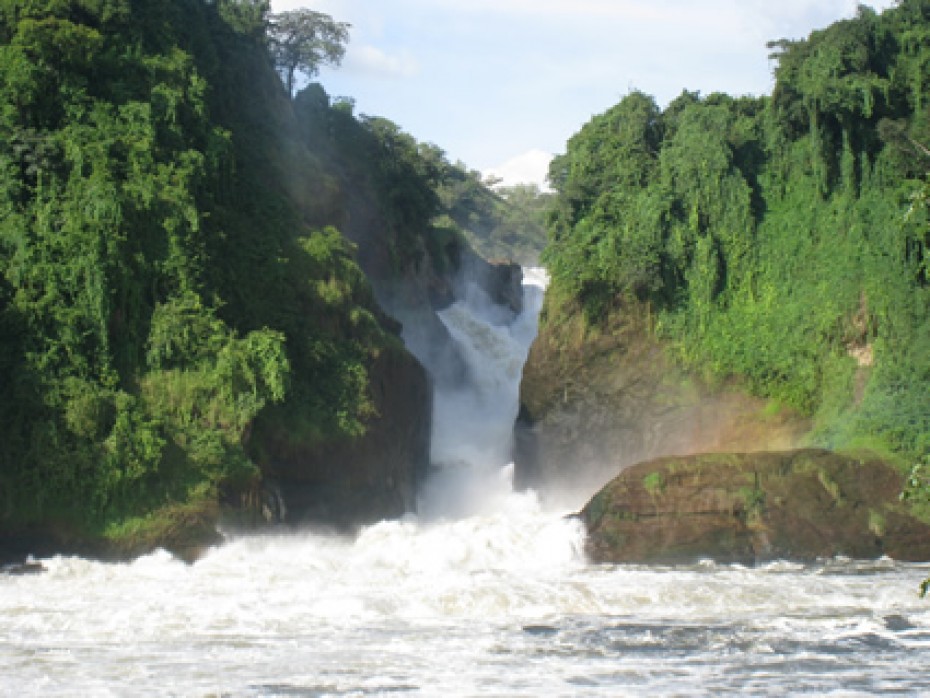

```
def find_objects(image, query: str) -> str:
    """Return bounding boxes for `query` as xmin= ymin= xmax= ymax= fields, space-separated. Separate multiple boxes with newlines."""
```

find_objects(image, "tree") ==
xmin=218 ymin=0 xmax=271 ymax=38
xmin=268 ymin=9 xmax=349 ymax=97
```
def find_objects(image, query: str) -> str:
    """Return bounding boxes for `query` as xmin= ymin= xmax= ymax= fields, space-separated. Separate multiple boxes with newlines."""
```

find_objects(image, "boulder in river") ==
xmin=581 ymin=449 xmax=930 ymax=565
xmin=1 ymin=561 xmax=46 ymax=576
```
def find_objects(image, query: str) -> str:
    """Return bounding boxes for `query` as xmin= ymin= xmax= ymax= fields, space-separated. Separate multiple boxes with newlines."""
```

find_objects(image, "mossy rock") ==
xmin=99 ymin=498 xmax=224 ymax=563
xmin=0 ymin=496 xmax=223 ymax=566
xmin=581 ymin=449 xmax=930 ymax=565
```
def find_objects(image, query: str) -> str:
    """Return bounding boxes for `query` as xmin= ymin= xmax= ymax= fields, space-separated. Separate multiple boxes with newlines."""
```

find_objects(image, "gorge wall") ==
xmin=526 ymin=2 xmax=930 ymax=516
xmin=514 ymin=294 xmax=811 ymax=508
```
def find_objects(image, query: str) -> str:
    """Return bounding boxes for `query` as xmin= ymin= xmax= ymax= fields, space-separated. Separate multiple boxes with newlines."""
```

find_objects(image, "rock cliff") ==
xmin=514 ymin=293 xmax=809 ymax=507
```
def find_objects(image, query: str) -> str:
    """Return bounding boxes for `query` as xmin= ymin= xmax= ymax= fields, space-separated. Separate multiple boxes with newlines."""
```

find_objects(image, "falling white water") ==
xmin=419 ymin=268 xmax=546 ymax=519
xmin=3 ymin=267 xmax=930 ymax=697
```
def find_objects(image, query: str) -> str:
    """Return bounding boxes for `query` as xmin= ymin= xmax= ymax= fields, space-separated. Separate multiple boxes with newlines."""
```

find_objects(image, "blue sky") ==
xmin=270 ymin=1 xmax=898 ymax=187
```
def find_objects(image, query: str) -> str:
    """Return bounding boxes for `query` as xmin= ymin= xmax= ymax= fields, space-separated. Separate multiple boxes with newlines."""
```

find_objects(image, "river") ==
xmin=3 ymin=269 xmax=930 ymax=696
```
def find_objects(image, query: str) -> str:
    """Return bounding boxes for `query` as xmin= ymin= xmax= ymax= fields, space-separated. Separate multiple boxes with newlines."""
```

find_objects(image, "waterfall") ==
xmin=418 ymin=267 xmax=546 ymax=520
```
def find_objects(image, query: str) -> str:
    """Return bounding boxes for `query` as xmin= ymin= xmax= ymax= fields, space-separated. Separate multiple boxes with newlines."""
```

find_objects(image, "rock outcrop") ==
xmin=0 ymin=498 xmax=223 ymax=566
xmin=581 ymin=449 xmax=930 ymax=565
xmin=514 ymin=294 xmax=809 ymax=507
xmin=246 ymin=342 xmax=431 ymax=529
xmin=458 ymin=253 xmax=523 ymax=314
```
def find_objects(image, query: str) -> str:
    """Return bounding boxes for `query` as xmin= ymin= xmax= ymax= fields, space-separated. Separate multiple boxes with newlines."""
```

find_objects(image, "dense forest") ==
xmin=543 ymin=1 xmax=930 ymax=484
xmin=0 ymin=0 xmax=540 ymax=547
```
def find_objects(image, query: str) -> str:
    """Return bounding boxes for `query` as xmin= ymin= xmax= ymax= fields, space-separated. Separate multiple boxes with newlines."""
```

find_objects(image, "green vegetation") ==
xmin=0 ymin=1 xmax=359 ymax=538
xmin=268 ymin=8 xmax=349 ymax=97
xmin=643 ymin=471 xmax=665 ymax=494
xmin=0 ymin=0 xmax=305 ymax=535
xmin=0 ymin=0 xmax=370 ymax=537
xmin=292 ymin=81 xmax=549 ymax=271
xmin=543 ymin=2 xmax=930 ymax=475
xmin=738 ymin=486 xmax=766 ymax=524
xmin=444 ymin=176 xmax=551 ymax=266
xmin=0 ymin=1 xmax=542 ymax=545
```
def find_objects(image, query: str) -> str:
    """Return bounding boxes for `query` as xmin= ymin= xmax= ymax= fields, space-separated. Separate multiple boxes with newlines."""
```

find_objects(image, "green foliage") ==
xmin=292 ymin=81 xmax=543 ymax=274
xmin=268 ymin=8 xmax=349 ymax=97
xmin=739 ymin=486 xmax=766 ymax=521
xmin=0 ymin=0 xmax=395 ymax=535
xmin=643 ymin=471 xmax=665 ymax=494
xmin=482 ymin=184 xmax=551 ymax=264
xmin=543 ymin=92 xmax=671 ymax=319
xmin=217 ymin=0 xmax=268 ymax=38
xmin=544 ymin=1 xmax=930 ymax=477
xmin=434 ymin=165 xmax=550 ymax=266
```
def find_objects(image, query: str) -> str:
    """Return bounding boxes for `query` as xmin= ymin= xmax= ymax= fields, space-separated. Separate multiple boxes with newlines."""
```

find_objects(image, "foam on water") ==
xmin=4 ymin=528 xmax=930 ymax=695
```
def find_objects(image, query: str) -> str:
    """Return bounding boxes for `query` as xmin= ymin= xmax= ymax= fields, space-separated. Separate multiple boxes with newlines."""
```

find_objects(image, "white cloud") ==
xmin=345 ymin=45 xmax=420 ymax=79
xmin=430 ymin=0 xmax=695 ymax=22
xmin=484 ymin=150 xmax=554 ymax=190
xmin=427 ymin=0 xmax=895 ymax=23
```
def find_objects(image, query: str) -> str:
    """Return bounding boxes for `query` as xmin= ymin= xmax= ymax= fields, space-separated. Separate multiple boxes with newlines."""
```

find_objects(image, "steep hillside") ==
xmin=0 ymin=0 xmax=523 ymax=559
xmin=518 ymin=1 xmax=930 ymax=499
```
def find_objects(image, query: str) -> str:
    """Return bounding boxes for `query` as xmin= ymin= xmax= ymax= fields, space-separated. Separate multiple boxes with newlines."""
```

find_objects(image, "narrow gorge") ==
xmin=3 ymin=2 xmax=930 ymax=695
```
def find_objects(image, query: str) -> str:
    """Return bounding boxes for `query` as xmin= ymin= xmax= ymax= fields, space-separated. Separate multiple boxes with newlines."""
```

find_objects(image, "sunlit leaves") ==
xmin=544 ymin=0 xmax=930 ymax=478
xmin=0 ymin=1 xmax=308 ymax=522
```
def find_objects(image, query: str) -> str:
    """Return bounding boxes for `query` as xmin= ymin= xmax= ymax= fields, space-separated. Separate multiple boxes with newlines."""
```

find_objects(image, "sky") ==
xmin=269 ymin=1 xmax=899 ymax=187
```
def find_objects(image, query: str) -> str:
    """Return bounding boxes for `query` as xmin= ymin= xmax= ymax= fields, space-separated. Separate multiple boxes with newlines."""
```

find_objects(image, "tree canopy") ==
xmin=0 ymin=0 xmax=382 ymax=537
xmin=268 ymin=8 xmax=349 ymax=97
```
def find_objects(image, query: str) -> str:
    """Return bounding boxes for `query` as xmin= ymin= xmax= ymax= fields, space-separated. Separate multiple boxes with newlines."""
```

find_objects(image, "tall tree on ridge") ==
xmin=268 ymin=8 xmax=349 ymax=97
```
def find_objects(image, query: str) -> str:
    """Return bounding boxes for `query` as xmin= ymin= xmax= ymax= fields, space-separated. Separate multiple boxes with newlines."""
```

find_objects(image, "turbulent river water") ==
xmin=3 ymin=269 xmax=930 ymax=697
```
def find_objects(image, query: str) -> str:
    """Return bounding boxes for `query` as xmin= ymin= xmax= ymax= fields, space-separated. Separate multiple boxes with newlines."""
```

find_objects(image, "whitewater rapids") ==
xmin=4 ymin=524 xmax=930 ymax=695
xmin=3 ymin=268 xmax=930 ymax=696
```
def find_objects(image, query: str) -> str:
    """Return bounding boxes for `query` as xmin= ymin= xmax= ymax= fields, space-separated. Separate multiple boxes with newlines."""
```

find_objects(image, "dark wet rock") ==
xmin=523 ymin=624 xmax=559 ymax=636
xmin=2 ymin=561 xmax=46 ymax=575
xmin=581 ymin=449 xmax=930 ymax=565
xmin=884 ymin=614 xmax=915 ymax=632
xmin=459 ymin=254 xmax=523 ymax=314
xmin=249 ymin=342 xmax=431 ymax=529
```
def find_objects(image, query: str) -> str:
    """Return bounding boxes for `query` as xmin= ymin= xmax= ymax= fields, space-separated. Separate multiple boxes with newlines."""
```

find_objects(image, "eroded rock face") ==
xmin=514 ymin=295 xmax=808 ymax=507
xmin=459 ymin=254 xmax=523 ymax=314
xmin=581 ymin=450 xmax=930 ymax=565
